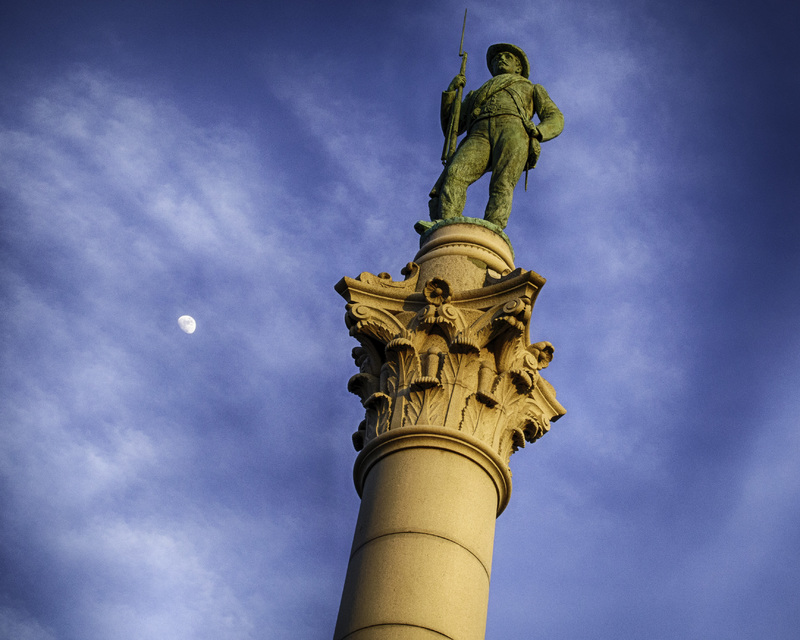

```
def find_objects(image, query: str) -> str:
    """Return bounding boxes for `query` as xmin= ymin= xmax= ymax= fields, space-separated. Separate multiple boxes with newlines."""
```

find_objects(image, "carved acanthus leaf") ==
xmin=363 ymin=392 xmax=391 ymax=443
xmin=404 ymin=386 xmax=445 ymax=428
xmin=438 ymin=351 xmax=481 ymax=428
xmin=347 ymin=372 xmax=378 ymax=403
xmin=460 ymin=393 xmax=496 ymax=439
xmin=382 ymin=341 xmax=418 ymax=396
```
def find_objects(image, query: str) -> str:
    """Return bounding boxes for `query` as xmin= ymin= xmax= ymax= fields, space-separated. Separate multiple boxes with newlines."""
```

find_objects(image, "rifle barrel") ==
xmin=441 ymin=9 xmax=468 ymax=166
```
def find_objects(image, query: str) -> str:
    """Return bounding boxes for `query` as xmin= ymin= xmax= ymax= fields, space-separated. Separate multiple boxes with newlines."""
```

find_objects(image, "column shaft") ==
xmin=334 ymin=428 xmax=508 ymax=640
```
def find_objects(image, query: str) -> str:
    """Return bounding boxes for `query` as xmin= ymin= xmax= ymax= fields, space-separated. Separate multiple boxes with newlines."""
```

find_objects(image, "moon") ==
xmin=178 ymin=315 xmax=196 ymax=334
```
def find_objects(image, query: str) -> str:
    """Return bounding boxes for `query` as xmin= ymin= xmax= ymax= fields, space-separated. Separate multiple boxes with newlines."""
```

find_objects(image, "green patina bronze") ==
xmin=423 ymin=42 xmax=564 ymax=235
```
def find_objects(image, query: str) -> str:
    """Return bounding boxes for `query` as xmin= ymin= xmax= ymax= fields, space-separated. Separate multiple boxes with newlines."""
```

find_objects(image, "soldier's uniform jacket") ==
xmin=441 ymin=73 xmax=564 ymax=168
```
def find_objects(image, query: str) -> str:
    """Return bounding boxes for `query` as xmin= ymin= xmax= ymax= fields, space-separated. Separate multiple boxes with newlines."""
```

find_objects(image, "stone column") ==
xmin=334 ymin=221 xmax=565 ymax=640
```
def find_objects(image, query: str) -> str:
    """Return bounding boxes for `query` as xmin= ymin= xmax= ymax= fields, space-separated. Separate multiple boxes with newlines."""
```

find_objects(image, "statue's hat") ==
xmin=486 ymin=43 xmax=530 ymax=78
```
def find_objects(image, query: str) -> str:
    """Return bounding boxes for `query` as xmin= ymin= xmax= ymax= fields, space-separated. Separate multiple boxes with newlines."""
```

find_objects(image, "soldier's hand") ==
xmin=447 ymin=74 xmax=466 ymax=92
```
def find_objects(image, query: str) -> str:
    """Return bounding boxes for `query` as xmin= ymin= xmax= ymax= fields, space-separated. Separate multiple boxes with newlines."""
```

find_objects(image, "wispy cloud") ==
xmin=0 ymin=67 xmax=352 ymax=638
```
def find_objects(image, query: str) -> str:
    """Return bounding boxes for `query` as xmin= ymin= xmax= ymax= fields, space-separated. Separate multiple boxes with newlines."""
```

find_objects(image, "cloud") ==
xmin=263 ymin=60 xmax=434 ymax=247
xmin=0 ymin=67 xmax=353 ymax=638
xmin=0 ymin=607 xmax=56 ymax=640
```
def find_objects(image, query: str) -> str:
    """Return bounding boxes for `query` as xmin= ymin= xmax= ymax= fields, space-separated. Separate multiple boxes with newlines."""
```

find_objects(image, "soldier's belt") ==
xmin=469 ymin=112 xmax=527 ymax=130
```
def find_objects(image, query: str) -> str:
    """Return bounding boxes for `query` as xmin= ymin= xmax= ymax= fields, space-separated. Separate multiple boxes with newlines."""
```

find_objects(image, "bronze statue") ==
xmin=427 ymin=43 xmax=564 ymax=231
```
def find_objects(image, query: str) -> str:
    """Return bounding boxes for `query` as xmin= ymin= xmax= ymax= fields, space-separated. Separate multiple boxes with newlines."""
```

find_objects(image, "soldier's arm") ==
xmin=439 ymin=74 xmax=466 ymax=134
xmin=440 ymin=90 xmax=456 ymax=135
xmin=440 ymin=87 xmax=473 ymax=136
xmin=532 ymin=84 xmax=564 ymax=142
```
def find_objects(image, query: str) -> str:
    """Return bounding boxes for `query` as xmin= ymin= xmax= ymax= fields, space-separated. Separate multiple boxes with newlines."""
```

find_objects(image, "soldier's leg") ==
xmin=484 ymin=117 xmax=529 ymax=229
xmin=428 ymin=168 xmax=447 ymax=220
xmin=438 ymin=125 xmax=491 ymax=219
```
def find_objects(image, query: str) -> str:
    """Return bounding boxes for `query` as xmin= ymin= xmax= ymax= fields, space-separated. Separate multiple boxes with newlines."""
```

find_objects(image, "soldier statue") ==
xmin=427 ymin=43 xmax=564 ymax=231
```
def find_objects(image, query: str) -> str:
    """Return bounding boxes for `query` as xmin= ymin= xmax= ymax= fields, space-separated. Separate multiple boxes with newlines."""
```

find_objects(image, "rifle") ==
xmin=441 ymin=9 xmax=468 ymax=166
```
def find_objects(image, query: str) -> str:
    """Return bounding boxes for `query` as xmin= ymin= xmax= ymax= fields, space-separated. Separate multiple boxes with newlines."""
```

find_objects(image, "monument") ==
xmin=333 ymin=33 xmax=566 ymax=640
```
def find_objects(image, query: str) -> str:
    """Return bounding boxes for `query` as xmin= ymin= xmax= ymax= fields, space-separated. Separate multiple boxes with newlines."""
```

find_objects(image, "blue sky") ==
xmin=1 ymin=0 xmax=799 ymax=638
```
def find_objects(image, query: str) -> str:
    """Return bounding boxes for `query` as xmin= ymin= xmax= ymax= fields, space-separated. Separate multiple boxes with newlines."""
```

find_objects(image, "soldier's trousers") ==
xmin=437 ymin=115 xmax=529 ymax=229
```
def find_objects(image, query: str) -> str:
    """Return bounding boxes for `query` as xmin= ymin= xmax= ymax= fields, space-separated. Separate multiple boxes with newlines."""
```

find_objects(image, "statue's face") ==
xmin=491 ymin=51 xmax=522 ymax=76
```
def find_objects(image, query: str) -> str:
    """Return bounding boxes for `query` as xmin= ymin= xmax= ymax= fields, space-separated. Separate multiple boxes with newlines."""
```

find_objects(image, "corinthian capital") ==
xmin=335 ymin=263 xmax=565 ymax=466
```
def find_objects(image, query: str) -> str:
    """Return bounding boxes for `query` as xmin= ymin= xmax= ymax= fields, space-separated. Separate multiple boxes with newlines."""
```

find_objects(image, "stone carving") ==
xmin=425 ymin=43 xmax=564 ymax=232
xmin=335 ymin=264 xmax=565 ymax=466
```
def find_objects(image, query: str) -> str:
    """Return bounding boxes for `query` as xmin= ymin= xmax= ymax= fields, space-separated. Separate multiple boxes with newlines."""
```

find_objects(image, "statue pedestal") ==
xmin=334 ymin=223 xmax=565 ymax=639
xmin=414 ymin=218 xmax=515 ymax=291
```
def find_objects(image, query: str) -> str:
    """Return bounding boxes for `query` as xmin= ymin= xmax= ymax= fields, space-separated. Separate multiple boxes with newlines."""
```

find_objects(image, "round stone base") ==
xmin=413 ymin=219 xmax=516 ymax=292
